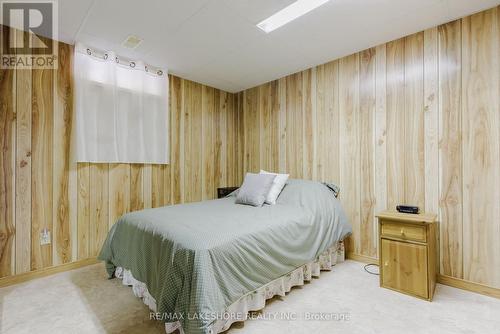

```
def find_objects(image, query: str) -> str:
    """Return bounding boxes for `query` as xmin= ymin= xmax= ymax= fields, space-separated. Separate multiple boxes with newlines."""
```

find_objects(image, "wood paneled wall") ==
xmin=236 ymin=7 xmax=500 ymax=289
xmin=1 ymin=7 xmax=500 ymax=291
xmin=0 ymin=26 xmax=242 ymax=278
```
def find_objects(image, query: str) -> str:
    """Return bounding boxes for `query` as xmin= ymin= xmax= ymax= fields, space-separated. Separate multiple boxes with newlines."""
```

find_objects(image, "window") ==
xmin=74 ymin=43 xmax=169 ymax=164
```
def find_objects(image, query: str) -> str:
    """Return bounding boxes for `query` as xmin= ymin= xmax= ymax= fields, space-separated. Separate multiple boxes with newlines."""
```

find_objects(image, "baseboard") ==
xmin=3 ymin=256 xmax=499 ymax=300
xmin=438 ymin=274 xmax=500 ymax=299
xmin=346 ymin=252 xmax=378 ymax=264
xmin=346 ymin=252 xmax=500 ymax=300
xmin=0 ymin=257 xmax=99 ymax=288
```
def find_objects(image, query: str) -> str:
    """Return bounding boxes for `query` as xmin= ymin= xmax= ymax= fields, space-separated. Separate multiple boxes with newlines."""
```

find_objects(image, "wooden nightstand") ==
xmin=217 ymin=187 xmax=239 ymax=199
xmin=377 ymin=210 xmax=438 ymax=301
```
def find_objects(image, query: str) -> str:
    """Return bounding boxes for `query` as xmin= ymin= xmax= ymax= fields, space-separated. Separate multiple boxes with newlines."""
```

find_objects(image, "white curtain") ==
xmin=74 ymin=43 xmax=169 ymax=164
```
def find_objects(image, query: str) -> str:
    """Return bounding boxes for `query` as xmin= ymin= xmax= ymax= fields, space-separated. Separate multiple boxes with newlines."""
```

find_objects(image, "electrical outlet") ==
xmin=40 ymin=228 xmax=51 ymax=245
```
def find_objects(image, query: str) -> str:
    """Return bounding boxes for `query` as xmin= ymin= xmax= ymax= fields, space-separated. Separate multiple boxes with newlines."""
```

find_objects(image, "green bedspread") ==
xmin=98 ymin=179 xmax=351 ymax=333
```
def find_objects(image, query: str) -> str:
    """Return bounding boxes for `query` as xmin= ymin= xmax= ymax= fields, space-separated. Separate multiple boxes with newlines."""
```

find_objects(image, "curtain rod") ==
xmin=77 ymin=44 xmax=164 ymax=76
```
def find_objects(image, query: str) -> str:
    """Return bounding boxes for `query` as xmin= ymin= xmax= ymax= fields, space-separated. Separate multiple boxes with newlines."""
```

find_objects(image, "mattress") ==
xmin=98 ymin=179 xmax=352 ymax=334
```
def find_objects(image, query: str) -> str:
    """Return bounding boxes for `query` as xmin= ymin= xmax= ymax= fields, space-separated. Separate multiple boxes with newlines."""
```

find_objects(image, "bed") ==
xmin=98 ymin=179 xmax=352 ymax=334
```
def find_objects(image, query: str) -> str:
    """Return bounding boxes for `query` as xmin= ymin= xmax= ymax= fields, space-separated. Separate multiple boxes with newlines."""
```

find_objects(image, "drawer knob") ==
xmin=384 ymin=261 xmax=389 ymax=267
xmin=400 ymin=228 xmax=405 ymax=236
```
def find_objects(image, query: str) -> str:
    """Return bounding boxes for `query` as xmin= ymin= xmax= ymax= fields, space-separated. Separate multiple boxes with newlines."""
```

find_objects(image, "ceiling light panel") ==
xmin=257 ymin=0 xmax=331 ymax=33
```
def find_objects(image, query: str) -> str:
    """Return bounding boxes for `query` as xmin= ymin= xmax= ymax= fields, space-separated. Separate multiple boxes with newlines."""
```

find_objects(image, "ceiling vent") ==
xmin=122 ymin=35 xmax=143 ymax=49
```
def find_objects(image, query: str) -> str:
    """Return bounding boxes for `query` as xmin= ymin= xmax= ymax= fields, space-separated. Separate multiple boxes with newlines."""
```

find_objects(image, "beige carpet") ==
xmin=1 ymin=260 xmax=498 ymax=334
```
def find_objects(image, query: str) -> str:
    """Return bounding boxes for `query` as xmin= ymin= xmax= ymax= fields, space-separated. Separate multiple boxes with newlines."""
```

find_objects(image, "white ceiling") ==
xmin=5 ymin=0 xmax=500 ymax=92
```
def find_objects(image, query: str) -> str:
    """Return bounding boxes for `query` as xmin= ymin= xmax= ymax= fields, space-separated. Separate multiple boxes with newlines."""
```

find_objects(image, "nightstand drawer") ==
xmin=381 ymin=222 xmax=426 ymax=242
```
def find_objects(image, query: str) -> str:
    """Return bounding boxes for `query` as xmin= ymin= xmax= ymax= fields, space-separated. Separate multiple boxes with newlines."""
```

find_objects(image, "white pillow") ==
xmin=259 ymin=170 xmax=289 ymax=204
